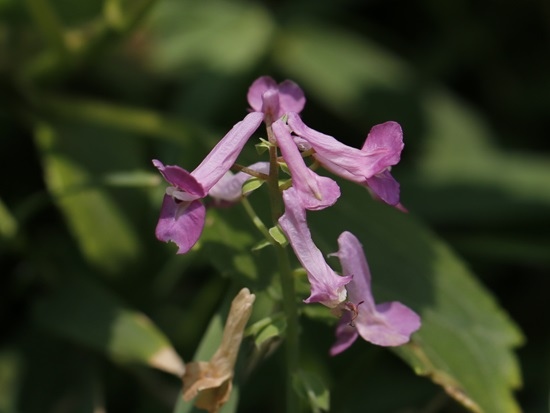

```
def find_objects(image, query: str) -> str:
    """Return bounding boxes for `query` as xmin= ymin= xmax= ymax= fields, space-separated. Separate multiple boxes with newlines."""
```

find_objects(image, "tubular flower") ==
xmin=248 ymin=76 xmax=340 ymax=211
xmin=279 ymin=188 xmax=351 ymax=308
xmin=272 ymin=119 xmax=340 ymax=211
xmin=330 ymin=231 xmax=421 ymax=355
xmin=287 ymin=112 xmax=404 ymax=206
xmin=247 ymin=76 xmax=306 ymax=123
xmin=154 ymin=112 xmax=264 ymax=254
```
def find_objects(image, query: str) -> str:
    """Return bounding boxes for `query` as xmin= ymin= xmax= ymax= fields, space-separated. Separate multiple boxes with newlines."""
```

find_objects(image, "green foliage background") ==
xmin=0 ymin=0 xmax=548 ymax=412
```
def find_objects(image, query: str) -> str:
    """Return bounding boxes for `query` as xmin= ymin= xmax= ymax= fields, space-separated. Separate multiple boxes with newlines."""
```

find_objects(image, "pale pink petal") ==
xmin=355 ymin=301 xmax=421 ymax=347
xmin=155 ymin=195 xmax=206 ymax=254
xmin=261 ymin=88 xmax=281 ymax=121
xmin=334 ymin=231 xmax=420 ymax=348
xmin=333 ymin=232 xmax=376 ymax=313
xmin=208 ymin=162 xmax=270 ymax=202
xmin=287 ymin=113 xmax=405 ymax=206
xmin=330 ymin=313 xmax=359 ymax=356
xmin=247 ymin=76 xmax=306 ymax=119
xmin=191 ymin=112 xmax=264 ymax=191
xmin=287 ymin=113 xmax=371 ymax=177
xmin=273 ymin=119 xmax=340 ymax=211
xmin=361 ymin=121 xmax=403 ymax=174
xmin=247 ymin=76 xmax=278 ymax=112
xmin=279 ymin=188 xmax=351 ymax=308
xmin=278 ymin=80 xmax=306 ymax=114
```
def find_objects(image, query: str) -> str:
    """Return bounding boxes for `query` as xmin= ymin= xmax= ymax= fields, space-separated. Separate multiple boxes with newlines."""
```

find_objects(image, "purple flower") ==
xmin=247 ymin=76 xmax=306 ymax=123
xmin=208 ymin=161 xmax=270 ymax=204
xmin=330 ymin=231 xmax=421 ymax=355
xmin=154 ymin=112 xmax=264 ymax=254
xmin=279 ymin=188 xmax=351 ymax=308
xmin=287 ymin=113 xmax=404 ymax=206
xmin=272 ymin=119 xmax=340 ymax=211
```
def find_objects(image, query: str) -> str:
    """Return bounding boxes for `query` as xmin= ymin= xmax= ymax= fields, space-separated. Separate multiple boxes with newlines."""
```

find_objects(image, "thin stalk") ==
xmin=274 ymin=242 xmax=300 ymax=413
xmin=265 ymin=124 xmax=300 ymax=413
xmin=240 ymin=197 xmax=272 ymax=243
xmin=266 ymin=123 xmax=283 ymax=222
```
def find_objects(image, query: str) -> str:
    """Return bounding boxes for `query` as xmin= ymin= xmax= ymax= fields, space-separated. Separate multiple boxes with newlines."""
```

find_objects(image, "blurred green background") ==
xmin=1 ymin=0 xmax=548 ymax=412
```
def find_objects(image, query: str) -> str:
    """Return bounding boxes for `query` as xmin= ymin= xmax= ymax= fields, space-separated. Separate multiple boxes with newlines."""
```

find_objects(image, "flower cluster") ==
xmin=153 ymin=76 xmax=420 ymax=355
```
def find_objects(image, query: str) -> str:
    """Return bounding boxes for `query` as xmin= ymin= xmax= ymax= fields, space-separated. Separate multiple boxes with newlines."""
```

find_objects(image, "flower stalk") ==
xmin=266 ymin=124 xmax=300 ymax=413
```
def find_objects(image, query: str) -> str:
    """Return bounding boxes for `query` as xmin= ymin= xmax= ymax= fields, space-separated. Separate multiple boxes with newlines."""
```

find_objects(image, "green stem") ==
xmin=240 ymin=198 xmax=272 ymax=243
xmin=266 ymin=124 xmax=283 ymax=222
xmin=265 ymin=124 xmax=300 ymax=413
xmin=275 ymin=243 xmax=300 ymax=413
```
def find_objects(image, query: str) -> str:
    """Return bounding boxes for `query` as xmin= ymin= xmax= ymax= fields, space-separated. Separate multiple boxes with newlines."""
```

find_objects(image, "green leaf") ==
xmin=251 ymin=238 xmax=271 ymax=252
xmin=274 ymin=24 xmax=409 ymax=115
xmin=268 ymin=225 xmax=288 ymax=247
xmin=149 ymin=0 xmax=274 ymax=74
xmin=293 ymin=370 xmax=330 ymax=413
xmin=404 ymin=89 xmax=550 ymax=225
xmin=32 ymin=277 xmax=184 ymax=376
xmin=308 ymin=181 xmax=523 ymax=413
xmin=255 ymin=140 xmax=270 ymax=155
xmin=279 ymin=162 xmax=291 ymax=177
xmin=242 ymin=177 xmax=264 ymax=196
xmin=246 ymin=313 xmax=286 ymax=349
xmin=101 ymin=170 xmax=161 ymax=188
xmin=33 ymin=121 xmax=142 ymax=274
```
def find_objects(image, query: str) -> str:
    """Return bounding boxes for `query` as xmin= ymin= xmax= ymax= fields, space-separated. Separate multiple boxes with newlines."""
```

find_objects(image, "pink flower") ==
xmin=272 ymin=119 xmax=340 ymax=211
xmin=279 ymin=188 xmax=351 ymax=308
xmin=330 ymin=232 xmax=421 ymax=355
xmin=247 ymin=76 xmax=306 ymax=124
xmin=287 ymin=113 xmax=404 ymax=206
xmin=247 ymin=77 xmax=340 ymax=211
xmin=154 ymin=112 xmax=264 ymax=253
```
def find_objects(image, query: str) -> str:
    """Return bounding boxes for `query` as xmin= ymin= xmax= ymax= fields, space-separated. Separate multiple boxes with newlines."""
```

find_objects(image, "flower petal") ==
xmin=155 ymin=195 xmax=206 ymax=254
xmin=330 ymin=312 xmax=359 ymax=356
xmin=365 ymin=170 xmax=400 ymax=206
xmin=273 ymin=119 xmax=340 ymax=211
xmin=152 ymin=159 xmax=206 ymax=198
xmin=361 ymin=121 xmax=403 ymax=173
xmin=247 ymin=76 xmax=306 ymax=119
xmin=247 ymin=76 xmax=278 ymax=112
xmin=279 ymin=188 xmax=351 ymax=308
xmin=278 ymin=80 xmax=306 ymax=115
xmin=191 ymin=112 xmax=264 ymax=191
xmin=261 ymin=88 xmax=281 ymax=122
xmin=208 ymin=162 xmax=270 ymax=203
xmin=335 ymin=231 xmax=420 ymax=347
xmin=355 ymin=301 xmax=421 ymax=347
xmin=334 ymin=231 xmax=376 ymax=312
xmin=288 ymin=113 xmax=403 ymax=182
